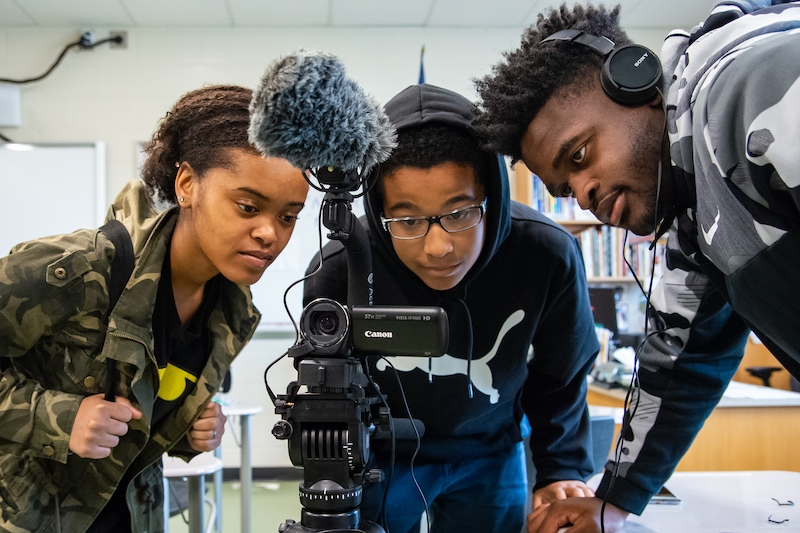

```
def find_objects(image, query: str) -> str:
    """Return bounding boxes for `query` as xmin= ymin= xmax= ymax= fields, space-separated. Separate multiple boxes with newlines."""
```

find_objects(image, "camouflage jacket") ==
xmin=0 ymin=180 xmax=260 ymax=532
xmin=596 ymin=0 xmax=800 ymax=515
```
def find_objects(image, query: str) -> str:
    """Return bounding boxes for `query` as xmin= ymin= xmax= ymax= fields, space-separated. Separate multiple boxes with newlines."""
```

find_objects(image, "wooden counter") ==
xmin=587 ymin=380 xmax=800 ymax=471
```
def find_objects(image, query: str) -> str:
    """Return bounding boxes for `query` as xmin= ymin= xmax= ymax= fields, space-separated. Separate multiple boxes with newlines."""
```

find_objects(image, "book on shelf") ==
xmin=512 ymin=163 xmax=666 ymax=282
xmin=529 ymin=173 xmax=597 ymax=221
xmin=578 ymin=225 xmax=666 ymax=282
xmin=510 ymin=161 xmax=598 ymax=222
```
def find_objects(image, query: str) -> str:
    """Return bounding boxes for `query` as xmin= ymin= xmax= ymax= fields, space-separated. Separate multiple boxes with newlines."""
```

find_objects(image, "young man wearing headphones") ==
xmin=476 ymin=2 xmax=800 ymax=532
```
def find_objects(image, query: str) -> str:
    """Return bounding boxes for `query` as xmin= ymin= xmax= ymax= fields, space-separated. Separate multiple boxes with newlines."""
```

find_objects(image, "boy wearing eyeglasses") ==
xmin=303 ymin=83 xmax=599 ymax=533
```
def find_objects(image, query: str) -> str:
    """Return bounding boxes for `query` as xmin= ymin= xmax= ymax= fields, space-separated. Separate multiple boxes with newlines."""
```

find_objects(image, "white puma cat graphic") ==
xmin=375 ymin=310 xmax=525 ymax=404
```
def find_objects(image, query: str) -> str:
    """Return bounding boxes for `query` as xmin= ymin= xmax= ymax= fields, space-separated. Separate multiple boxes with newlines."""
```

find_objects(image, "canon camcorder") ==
xmin=299 ymin=297 xmax=448 ymax=358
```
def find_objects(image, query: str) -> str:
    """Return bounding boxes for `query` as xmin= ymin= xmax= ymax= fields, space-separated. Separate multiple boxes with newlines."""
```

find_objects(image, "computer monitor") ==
xmin=589 ymin=287 xmax=618 ymax=337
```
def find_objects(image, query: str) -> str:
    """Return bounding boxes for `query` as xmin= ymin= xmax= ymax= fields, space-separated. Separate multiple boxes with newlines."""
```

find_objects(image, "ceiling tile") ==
xmin=520 ymin=0 xmax=585 ymax=28
xmin=621 ymin=0 xmax=717 ymax=30
xmin=228 ymin=0 xmax=330 ymax=27
xmin=428 ymin=0 xmax=539 ymax=27
xmin=518 ymin=0 xmax=711 ymax=31
xmin=13 ymin=0 xmax=132 ymax=26
xmin=121 ymin=0 xmax=232 ymax=26
xmin=0 ymin=0 xmax=725 ymax=30
xmin=331 ymin=0 xmax=432 ymax=26
xmin=0 ymin=0 xmax=36 ymax=26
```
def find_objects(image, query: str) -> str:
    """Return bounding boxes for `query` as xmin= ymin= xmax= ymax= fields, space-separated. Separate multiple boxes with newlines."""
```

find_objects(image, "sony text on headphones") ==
xmin=540 ymin=29 xmax=662 ymax=106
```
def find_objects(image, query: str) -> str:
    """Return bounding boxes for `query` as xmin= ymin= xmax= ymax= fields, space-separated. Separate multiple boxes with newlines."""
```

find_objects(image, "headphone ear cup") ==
xmin=600 ymin=44 xmax=662 ymax=106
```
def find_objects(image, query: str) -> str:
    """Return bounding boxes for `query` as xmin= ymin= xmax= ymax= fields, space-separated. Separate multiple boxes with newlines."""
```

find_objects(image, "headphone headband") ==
xmin=541 ymin=29 xmax=662 ymax=106
xmin=541 ymin=29 xmax=615 ymax=56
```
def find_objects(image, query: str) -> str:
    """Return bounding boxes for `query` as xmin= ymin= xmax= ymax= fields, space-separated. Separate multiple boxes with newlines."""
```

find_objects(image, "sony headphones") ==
xmin=541 ymin=29 xmax=662 ymax=106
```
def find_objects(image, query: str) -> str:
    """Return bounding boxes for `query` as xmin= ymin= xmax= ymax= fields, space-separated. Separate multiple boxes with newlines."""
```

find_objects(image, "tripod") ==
xmin=273 ymin=356 xmax=386 ymax=533
xmin=269 ymin=165 xmax=440 ymax=533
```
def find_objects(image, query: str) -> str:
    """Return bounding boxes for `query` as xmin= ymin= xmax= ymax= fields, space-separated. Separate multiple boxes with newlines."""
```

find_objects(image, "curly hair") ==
xmin=474 ymin=3 xmax=629 ymax=162
xmin=379 ymin=123 xmax=490 ymax=192
xmin=140 ymin=85 xmax=259 ymax=205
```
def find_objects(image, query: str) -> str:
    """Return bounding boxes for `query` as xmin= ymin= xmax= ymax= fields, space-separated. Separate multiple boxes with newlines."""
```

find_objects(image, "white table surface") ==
xmin=716 ymin=380 xmax=800 ymax=408
xmin=617 ymin=471 xmax=800 ymax=532
xmin=589 ymin=378 xmax=800 ymax=409
xmin=162 ymin=453 xmax=223 ymax=533
xmin=221 ymin=401 xmax=263 ymax=417
xmin=162 ymin=452 xmax=223 ymax=478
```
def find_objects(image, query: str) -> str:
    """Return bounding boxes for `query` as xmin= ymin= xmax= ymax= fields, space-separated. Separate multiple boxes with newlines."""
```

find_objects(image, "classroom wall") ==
xmin=0 ymin=23 xmax=675 ymax=469
xmin=0 ymin=25 xmax=669 ymax=198
xmin=0 ymin=25 xmax=525 ymax=198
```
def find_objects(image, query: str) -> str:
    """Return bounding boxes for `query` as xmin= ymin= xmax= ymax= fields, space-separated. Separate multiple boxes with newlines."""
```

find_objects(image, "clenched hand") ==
xmin=70 ymin=393 xmax=143 ymax=459
xmin=187 ymin=401 xmax=226 ymax=452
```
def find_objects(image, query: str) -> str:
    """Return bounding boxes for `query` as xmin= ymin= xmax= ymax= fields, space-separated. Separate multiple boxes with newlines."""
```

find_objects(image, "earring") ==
xmin=179 ymin=197 xmax=185 ymax=203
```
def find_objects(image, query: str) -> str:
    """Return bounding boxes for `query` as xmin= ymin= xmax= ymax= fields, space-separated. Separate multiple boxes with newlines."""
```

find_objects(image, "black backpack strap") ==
xmin=99 ymin=219 xmax=135 ymax=401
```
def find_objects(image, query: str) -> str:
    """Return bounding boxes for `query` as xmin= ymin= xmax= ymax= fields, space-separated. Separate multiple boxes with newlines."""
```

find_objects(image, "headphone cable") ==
xmin=600 ymin=91 xmax=667 ymax=532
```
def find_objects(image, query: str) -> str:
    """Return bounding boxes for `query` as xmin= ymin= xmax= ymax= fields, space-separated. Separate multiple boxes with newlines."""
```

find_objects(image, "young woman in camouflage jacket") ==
xmin=0 ymin=85 xmax=309 ymax=533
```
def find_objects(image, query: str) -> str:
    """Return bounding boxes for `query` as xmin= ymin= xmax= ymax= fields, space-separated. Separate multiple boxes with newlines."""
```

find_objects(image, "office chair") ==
xmin=746 ymin=365 xmax=783 ymax=387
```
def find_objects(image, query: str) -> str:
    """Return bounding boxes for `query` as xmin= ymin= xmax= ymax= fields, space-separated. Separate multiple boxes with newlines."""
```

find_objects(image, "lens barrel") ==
xmin=300 ymin=298 xmax=351 ymax=356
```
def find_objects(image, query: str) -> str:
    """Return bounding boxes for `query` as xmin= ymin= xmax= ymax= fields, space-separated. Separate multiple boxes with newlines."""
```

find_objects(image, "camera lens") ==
xmin=299 ymin=298 xmax=350 ymax=356
xmin=314 ymin=312 xmax=339 ymax=336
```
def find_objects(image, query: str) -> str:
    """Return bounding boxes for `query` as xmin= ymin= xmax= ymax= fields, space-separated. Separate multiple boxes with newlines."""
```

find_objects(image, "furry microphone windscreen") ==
xmin=249 ymin=49 xmax=397 ymax=174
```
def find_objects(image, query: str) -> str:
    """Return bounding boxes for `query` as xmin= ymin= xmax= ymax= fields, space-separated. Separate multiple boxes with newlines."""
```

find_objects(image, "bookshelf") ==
xmin=509 ymin=161 xmax=666 ymax=334
xmin=587 ymin=276 xmax=639 ymax=284
xmin=510 ymin=159 xmax=600 ymax=231
xmin=510 ymin=161 xmax=664 ymax=282
xmin=561 ymin=220 xmax=604 ymax=237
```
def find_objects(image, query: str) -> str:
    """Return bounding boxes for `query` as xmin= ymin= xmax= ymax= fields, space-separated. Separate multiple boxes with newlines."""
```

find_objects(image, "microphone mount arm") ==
xmin=315 ymin=166 xmax=374 ymax=307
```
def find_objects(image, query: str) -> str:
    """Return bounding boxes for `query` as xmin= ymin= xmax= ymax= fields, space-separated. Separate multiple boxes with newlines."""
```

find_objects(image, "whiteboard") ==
xmin=252 ymin=189 xmax=365 ymax=332
xmin=0 ymin=142 xmax=106 ymax=256
xmin=0 ymin=142 xmax=358 ymax=333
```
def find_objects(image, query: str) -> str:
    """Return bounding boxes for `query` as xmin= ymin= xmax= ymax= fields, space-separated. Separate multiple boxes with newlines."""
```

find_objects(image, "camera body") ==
xmin=300 ymin=298 xmax=449 ymax=358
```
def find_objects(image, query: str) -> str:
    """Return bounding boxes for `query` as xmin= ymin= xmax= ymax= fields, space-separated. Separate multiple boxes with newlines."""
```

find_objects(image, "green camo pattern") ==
xmin=0 ymin=181 xmax=260 ymax=532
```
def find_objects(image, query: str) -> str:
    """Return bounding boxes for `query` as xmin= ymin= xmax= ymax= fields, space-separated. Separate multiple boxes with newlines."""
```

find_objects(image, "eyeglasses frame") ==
xmin=380 ymin=198 xmax=488 ymax=240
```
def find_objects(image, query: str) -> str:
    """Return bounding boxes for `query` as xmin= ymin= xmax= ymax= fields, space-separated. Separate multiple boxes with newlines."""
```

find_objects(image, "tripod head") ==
xmin=272 ymin=353 xmax=388 ymax=533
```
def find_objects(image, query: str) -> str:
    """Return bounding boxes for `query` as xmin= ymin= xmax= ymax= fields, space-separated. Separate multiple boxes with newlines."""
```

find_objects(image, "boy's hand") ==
xmin=533 ymin=480 xmax=595 ymax=509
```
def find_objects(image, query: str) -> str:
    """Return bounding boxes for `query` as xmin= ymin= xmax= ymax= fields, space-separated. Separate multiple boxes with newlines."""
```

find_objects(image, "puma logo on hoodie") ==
xmin=375 ymin=310 xmax=525 ymax=404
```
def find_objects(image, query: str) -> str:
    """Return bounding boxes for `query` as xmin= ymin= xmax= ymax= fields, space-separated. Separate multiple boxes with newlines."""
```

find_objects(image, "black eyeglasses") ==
xmin=380 ymin=199 xmax=487 ymax=240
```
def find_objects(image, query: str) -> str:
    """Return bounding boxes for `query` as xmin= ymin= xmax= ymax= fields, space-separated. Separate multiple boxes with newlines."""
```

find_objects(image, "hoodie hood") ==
xmin=364 ymin=83 xmax=512 ymax=298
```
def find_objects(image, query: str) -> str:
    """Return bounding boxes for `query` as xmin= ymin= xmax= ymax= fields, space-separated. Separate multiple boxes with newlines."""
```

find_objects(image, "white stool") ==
xmin=163 ymin=453 xmax=223 ymax=533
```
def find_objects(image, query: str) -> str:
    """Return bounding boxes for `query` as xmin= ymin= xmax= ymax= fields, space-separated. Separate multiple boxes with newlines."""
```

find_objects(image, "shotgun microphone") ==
xmin=249 ymin=49 xmax=396 ymax=175
xmin=249 ymin=49 xmax=396 ymax=307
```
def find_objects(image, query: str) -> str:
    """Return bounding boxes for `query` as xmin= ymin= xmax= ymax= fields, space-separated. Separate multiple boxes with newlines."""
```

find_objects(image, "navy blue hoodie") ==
xmin=303 ymin=84 xmax=598 ymax=488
